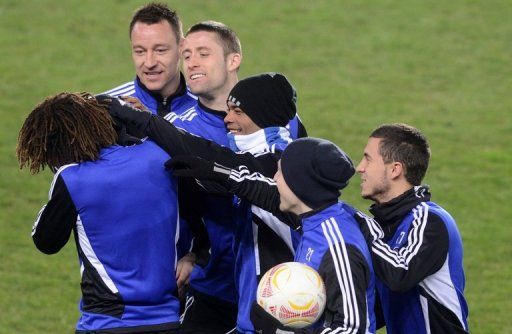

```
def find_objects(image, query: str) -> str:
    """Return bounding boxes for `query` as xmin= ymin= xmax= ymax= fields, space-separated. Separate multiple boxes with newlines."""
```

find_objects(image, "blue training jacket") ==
xmin=103 ymin=74 xmax=197 ymax=259
xmin=102 ymin=74 xmax=197 ymax=118
xmin=33 ymin=141 xmax=181 ymax=332
xmin=172 ymin=102 xmax=238 ymax=304
xmin=296 ymin=202 xmax=376 ymax=333
xmin=357 ymin=186 xmax=469 ymax=333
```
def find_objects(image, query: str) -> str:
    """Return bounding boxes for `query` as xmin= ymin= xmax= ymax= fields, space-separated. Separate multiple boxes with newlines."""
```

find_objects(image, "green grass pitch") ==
xmin=0 ymin=1 xmax=511 ymax=332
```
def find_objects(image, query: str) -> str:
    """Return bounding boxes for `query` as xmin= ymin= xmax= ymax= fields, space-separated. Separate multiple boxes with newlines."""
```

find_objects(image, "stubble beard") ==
xmin=362 ymin=174 xmax=390 ymax=204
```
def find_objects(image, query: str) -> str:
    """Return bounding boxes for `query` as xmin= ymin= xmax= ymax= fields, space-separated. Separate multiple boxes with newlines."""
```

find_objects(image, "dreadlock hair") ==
xmin=17 ymin=92 xmax=117 ymax=174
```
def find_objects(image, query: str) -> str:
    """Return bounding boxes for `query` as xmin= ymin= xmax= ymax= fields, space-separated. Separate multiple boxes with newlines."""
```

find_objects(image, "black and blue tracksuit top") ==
xmin=356 ymin=186 xmax=469 ymax=334
xmin=32 ymin=141 xmax=181 ymax=333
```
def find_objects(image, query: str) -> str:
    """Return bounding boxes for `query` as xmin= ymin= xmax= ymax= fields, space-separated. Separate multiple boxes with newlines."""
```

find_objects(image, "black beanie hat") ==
xmin=227 ymin=72 xmax=297 ymax=128
xmin=280 ymin=137 xmax=355 ymax=209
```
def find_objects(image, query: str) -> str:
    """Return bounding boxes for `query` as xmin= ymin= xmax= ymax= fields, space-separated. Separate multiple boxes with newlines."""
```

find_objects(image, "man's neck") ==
xmin=198 ymin=76 xmax=238 ymax=111
xmin=293 ymin=202 xmax=313 ymax=216
xmin=376 ymin=182 xmax=413 ymax=205
xmin=199 ymin=95 xmax=228 ymax=111
xmin=160 ymin=73 xmax=182 ymax=99
xmin=280 ymin=200 xmax=312 ymax=217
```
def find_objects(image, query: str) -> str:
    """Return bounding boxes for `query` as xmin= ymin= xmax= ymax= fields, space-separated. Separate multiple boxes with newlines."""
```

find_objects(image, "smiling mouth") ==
xmin=190 ymin=73 xmax=205 ymax=80
xmin=228 ymin=128 xmax=241 ymax=134
xmin=145 ymin=71 xmax=163 ymax=78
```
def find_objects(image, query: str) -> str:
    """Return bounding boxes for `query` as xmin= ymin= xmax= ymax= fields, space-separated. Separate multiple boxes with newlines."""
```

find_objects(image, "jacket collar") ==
xmin=300 ymin=201 xmax=342 ymax=231
xmin=369 ymin=185 xmax=431 ymax=229
xmin=198 ymin=100 xmax=227 ymax=119
xmin=227 ymin=127 xmax=292 ymax=154
xmin=136 ymin=72 xmax=187 ymax=102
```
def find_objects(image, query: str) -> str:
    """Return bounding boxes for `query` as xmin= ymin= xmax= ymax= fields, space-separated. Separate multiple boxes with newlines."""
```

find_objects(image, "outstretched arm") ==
xmin=167 ymin=156 xmax=281 ymax=212
xmin=105 ymin=97 xmax=270 ymax=171
xmin=168 ymin=157 xmax=300 ymax=230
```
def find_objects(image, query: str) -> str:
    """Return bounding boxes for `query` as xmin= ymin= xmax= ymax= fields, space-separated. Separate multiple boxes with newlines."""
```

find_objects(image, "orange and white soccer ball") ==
xmin=256 ymin=262 xmax=326 ymax=328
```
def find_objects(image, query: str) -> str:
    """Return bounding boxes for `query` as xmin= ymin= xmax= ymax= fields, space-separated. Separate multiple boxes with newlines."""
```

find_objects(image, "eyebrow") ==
xmin=132 ymin=43 xmax=170 ymax=49
xmin=228 ymin=104 xmax=243 ymax=111
xmin=182 ymin=45 xmax=211 ymax=54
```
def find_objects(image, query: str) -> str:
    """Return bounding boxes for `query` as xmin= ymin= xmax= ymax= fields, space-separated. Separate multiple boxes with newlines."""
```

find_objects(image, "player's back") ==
xmin=60 ymin=140 xmax=182 ymax=330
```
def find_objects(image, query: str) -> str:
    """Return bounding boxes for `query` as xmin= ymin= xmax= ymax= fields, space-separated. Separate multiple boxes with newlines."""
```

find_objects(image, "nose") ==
xmin=355 ymin=159 xmax=365 ymax=174
xmin=224 ymin=110 xmax=234 ymax=124
xmin=185 ymin=54 xmax=199 ymax=70
xmin=144 ymin=50 xmax=156 ymax=68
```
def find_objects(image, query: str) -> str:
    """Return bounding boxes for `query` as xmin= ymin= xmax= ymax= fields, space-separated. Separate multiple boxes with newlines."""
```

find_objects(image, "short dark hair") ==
xmin=129 ymin=2 xmax=182 ymax=43
xmin=370 ymin=123 xmax=430 ymax=185
xmin=17 ymin=93 xmax=116 ymax=174
xmin=186 ymin=21 xmax=242 ymax=56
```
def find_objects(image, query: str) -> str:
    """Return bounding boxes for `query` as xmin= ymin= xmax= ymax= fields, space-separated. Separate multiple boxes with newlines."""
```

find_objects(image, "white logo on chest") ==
xmin=395 ymin=231 xmax=406 ymax=248
xmin=306 ymin=247 xmax=314 ymax=262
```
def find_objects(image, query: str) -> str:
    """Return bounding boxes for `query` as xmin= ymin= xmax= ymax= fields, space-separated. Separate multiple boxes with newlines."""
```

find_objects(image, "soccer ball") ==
xmin=256 ymin=262 xmax=326 ymax=328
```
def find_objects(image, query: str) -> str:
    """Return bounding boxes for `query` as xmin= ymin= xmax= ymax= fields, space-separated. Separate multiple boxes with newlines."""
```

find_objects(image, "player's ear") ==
xmin=390 ymin=161 xmax=404 ymax=180
xmin=178 ymin=37 xmax=185 ymax=53
xmin=227 ymin=53 xmax=242 ymax=72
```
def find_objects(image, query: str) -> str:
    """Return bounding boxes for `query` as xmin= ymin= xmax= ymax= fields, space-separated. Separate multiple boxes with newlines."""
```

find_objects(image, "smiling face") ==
xmin=131 ymin=20 xmax=181 ymax=97
xmin=224 ymin=101 xmax=261 ymax=135
xmin=182 ymin=30 xmax=240 ymax=106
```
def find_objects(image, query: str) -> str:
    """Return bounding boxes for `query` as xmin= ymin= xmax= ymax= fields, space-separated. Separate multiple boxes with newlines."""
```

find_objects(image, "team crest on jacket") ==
xmin=394 ymin=231 xmax=406 ymax=249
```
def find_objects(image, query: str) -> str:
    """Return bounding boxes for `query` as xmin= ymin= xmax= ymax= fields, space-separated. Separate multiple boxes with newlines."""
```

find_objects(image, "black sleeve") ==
xmin=110 ymin=106 xmax=227 ymax=158
xmin=305 ymin=244 xmax=370 ymax=334
xmin=225 ymin=165 xmax=281 ymax=214
xmin=226 ymin=153 xmax=279 ymax=206
xmin=374 ymin=289 xmax=386 ymax=330
xmin=223 ymin=164 xmax=300 ymax=230
xmin=356 ymin=210 xmax=449 ymax=292
xmin=32 ymin=175 xmax=77 ymax=254
xmin=114 ymin=108 xmax=273 ymax=172
xmin=176 ymin=178 xmax=211 ymax=266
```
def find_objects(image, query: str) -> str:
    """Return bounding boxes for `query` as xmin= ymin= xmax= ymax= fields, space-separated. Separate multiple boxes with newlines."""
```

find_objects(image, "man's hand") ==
xmin=165 ymin=155 xmax=231 ymax=182
xmin=120 ymin=95 xmax=149 ymax=112
xmin=176 ymin=252 xmax=196 ymax=300
xmin=96 ymin=94 xmax=145 ymax=118
xmin=115 ymin=124 xmax=143 ymax=146
xmin=95 ymin=95 xmax=143 ymax=146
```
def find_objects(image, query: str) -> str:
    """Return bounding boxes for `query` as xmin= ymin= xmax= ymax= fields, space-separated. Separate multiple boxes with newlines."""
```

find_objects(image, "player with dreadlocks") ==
xmin=17 ymin=92 xmax=183 ymax=334
xmin=17 ymin=93 xmax=116 ymax=173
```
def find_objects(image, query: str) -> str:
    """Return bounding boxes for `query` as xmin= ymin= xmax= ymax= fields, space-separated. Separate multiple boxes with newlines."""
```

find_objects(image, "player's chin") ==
xmin=187 ymin=83 xmax=207 ymax=96
xmin=360 ymin=189 xmax=372 ymax=200
xmin=142 ymin=82 xmax=165 ymax=92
